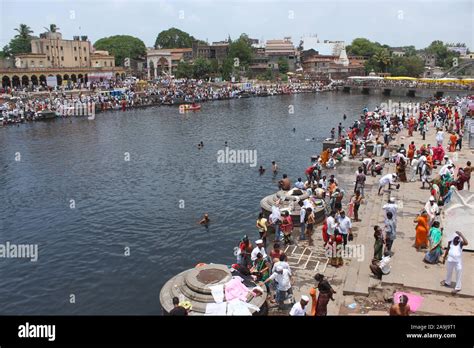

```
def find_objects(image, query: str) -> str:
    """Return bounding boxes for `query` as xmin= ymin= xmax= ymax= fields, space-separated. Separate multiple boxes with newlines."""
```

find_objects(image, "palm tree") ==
xmin=14 ymin=24 xmax=33 ymax=39
xmin=44 ymin=24 xmax=60 ymax=33
xmin=374 ymin=49 xmax=392 ymax=72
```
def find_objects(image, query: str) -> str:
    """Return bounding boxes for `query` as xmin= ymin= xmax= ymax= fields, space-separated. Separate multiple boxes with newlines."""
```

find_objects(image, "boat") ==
xmin=36 ymin=110 xmax=58 ymax=120
xmin=179 ymin=104 xmax=201 ymax=112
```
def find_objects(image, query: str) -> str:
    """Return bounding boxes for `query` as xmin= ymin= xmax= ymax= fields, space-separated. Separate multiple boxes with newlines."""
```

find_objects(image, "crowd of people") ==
xmin=227 ymin=94 xmax=471 ymax=316
xmin=1 ymin=78 xmax=334 ymax=126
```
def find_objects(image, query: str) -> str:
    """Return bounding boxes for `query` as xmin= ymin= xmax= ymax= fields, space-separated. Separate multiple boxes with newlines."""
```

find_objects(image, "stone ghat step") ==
xmin=343 ymin=166 xmax=390 ymax=297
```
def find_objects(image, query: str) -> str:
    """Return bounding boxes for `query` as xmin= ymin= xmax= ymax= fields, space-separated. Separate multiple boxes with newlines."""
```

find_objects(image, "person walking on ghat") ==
xmin=384 ymin=211 xmax=396 ymax=255
xmin=441 ymin=231 xmax=468 ymax=294
xmin=314 ymin=273 xmax=336 ymax=316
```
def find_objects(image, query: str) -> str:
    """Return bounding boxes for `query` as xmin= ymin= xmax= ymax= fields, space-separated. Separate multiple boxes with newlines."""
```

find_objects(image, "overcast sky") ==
xmin=1 ymin=0 xmax=473 ymax=49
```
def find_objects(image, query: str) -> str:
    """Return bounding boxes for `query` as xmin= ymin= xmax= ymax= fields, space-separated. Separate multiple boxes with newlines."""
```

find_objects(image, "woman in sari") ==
xmin=396 ymin=157 xmax=407 ymax=182
xmin=407 ymin=141 xmax=416 ymax=162
xmin=320 ymin=148 xmax=330 ymax=167
xmin=408 ymin=117 xmax=415 ymax=136
xmin=351 ymin=139 xmax=357 ymax=159
xmin=314 ymin=273 xmax=336 ymax=316
xmin=449 ymin=132 xmax=457 ymax=152
xmin=414 ymin=211 xmax=429 ymax=250
xmin=423 ymin=221 xmax=443 ymax=264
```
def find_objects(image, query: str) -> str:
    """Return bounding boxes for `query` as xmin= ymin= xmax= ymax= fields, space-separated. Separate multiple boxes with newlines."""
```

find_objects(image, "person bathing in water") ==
xmin=198 ymin=213 xmax=210 ymax=227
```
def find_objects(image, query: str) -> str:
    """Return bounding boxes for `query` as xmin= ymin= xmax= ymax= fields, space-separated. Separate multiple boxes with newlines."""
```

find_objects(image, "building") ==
xmin=265 ymin=38 xmax=297 ymax=71
xmin=301 ymin=49 xmax=364 ymax=79
xmin=300 ymin=34 xmax=345 ymax=56
xmin=192 ymin=42 xmax=229 ymax=65
xmin=147 ymin=48 xmax=193 ymax=78
xmin=1 ymin=31 xmax=124 ymax=88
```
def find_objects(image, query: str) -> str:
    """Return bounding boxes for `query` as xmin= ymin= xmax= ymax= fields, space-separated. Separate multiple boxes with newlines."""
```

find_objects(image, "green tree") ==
xmin=14 ymin=24 xmax=33 ymax=39
xmin=154 ymin=28 xmax=198 ymax=49
xmin=346 ymin=38 xmax=382 ymax=58
xmin=44 ymin=24 xmax=60 ymax=33
xmin=228 ymin=34 xmax=253 ymax=68
xmin=175 ymin=61 xmax=193 ymax=78
xmin=277 ymin=57 xmax=289 ymax=74
xmin=193 ymin=58 xmax=211 ymax=79
xmin=2 ymin=24 xmax=34 ymax=57
xmin=389 ymin=55 xmax=424 ymax=77
xmin=373 ymin=48 xmax=391 ymax=72
xmin=220 ymin=57 xmax=234 ymax=80
xmin=94 ymin=35 xmax=146 ymax=66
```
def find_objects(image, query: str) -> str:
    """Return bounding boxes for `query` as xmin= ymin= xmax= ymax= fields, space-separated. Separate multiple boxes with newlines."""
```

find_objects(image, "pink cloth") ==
xmin=225 ymin=278 xmax=249 ymax=302
xmin=393 ymin=291 xmax=424 ymax=312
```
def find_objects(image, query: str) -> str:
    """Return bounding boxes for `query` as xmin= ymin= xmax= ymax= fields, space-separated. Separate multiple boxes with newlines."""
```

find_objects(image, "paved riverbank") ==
xmin=279 ymin=114 xmax=473 ymax=316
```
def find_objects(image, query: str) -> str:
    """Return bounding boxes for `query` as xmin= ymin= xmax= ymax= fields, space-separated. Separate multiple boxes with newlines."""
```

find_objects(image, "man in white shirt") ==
xmin=337 ymin=210 xmax=352 ymax=248
xmin=326 ymin=211 xmax=338 ymax=238
xmin=439 ymin=163 xmax=454 ymax=177
xmin=251 ymin=240 xmax=267 ymax=261
xmin=362 ymin=158 xmax=375 ymax=176
xmin=298 ymin=201 xmax=306 ymax=241
xmin=289 ymin=295 xmax=309 ymax=316
xmin=370 ymin=251 xmax=391 ymax=279
xmin=442 ymin=232 xmax=468 ymax=293
xmin=436 ymin=130 xmax=444 ymax=146
xmin=424 ymin=196 xmax=439 ymax=225
xmin=295 ymin=177 xmax=305 ymax=190
xmin=383 ymin=197 xmax=398 ymax=223
xmin=261 ymin=265 xmax=292 ymax=310
xmin=378 ymin=173 xmax=399 ymax=195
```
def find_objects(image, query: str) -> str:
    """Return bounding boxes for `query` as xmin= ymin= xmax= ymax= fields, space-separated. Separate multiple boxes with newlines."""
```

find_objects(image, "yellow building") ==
xmin=1 ymin=31 xmax=124 ymax=88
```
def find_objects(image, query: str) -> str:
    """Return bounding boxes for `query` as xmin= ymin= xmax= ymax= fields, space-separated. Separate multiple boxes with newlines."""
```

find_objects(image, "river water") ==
xmin=0 ymin=92 xmax=416 ymax=314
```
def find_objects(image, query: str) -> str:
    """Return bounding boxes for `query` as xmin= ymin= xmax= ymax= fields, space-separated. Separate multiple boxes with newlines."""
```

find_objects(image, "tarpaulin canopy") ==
xmin=442 ymin=190 xmax=474 ymax=251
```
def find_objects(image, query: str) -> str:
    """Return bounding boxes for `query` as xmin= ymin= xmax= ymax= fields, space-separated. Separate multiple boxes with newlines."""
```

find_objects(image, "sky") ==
xmin=0 ymin=0 xmax=473 ymax=50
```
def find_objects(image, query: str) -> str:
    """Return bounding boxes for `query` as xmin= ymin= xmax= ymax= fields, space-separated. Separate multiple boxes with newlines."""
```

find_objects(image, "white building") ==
xmin=301 ymin=34 xmax=345 ymax=56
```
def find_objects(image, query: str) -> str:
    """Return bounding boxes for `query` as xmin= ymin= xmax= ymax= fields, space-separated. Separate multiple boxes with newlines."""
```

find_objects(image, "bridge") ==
xmin=339 ymin=83 xmax=472 ymax=98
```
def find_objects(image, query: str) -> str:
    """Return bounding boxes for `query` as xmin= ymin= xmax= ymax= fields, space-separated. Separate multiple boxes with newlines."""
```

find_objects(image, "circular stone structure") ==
xmin=159 ymin=264 xmax=267 ymax=315
xmin=260 ymin=188 xmax=326 ymax=226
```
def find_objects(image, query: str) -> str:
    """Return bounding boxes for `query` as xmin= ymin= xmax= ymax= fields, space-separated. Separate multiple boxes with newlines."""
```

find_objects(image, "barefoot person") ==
xmin=441 ymin=232 xmax=469 ymax=294
xmin=389 ymin=294 xmax=411 ymax=316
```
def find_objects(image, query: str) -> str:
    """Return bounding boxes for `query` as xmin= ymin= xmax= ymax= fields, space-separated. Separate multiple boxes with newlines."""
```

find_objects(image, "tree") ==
xmin=228 ymin=33 xmax=253 ymax=68
xmin=94 ymin=35 xmax=146 ymax=66
xmin=220 ymin=57 xmax=234 ymax=80
xmin=4 ymin=37 xmax=32 ymax=56
xmin=389 ymin=55 xmax=424 ymax=77
xmin=175 ymin=61 xmax=193 ymax=78
xmin=44 ymin=24 xmax=60 ymax=33
xmin=193 ymin=58 xmax=211 ymax=79
xmin=2 ymin=25 xmax=34 ymax=57
xmin=14 ymin=24 xmax=33 ymax=39
xmin=277 ymin=57 xmax=289 ymax=74
xmin=346 ymin=38 xmax=382 ymax=58
xmin=373 ymin=48 xmax=391 ymax=72
xmin=154 ymin=28 xmax=198 ymax=49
